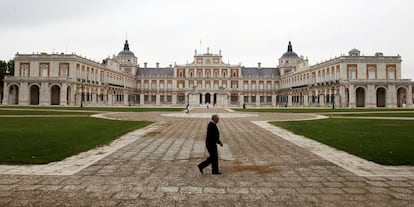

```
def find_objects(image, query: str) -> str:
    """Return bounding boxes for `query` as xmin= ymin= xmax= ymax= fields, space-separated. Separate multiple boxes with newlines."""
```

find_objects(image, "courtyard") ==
xmin=0 ymin=108 xmax=413 ymax=206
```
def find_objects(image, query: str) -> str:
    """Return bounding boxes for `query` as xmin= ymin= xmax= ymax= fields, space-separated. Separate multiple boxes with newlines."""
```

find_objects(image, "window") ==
xmin=179 ymin=72 xmax=183 ymax=77
xmin=388 ymin=68 xmax=395 ymax=79
xmin=223 ymin=72 xmax=226 ymax=77
xmin=61 ymin=66 xmax=67 ymax=77
xmin=40 ymin=64 xmax=48 ymax=77
xmin=233 ymin=72 xmax=237 ymax=77
xmin=190 ymin=72 xmax=193 ymax=77
xmin=348 ymin=68 xmax=356 ymax=80
xmin=350 ymin=70 xmax=356 ymax=79
xmin=368 ymin=69 xmax=376 ymax=79
xmin=21 ymin=64 xmax=29 ymax=77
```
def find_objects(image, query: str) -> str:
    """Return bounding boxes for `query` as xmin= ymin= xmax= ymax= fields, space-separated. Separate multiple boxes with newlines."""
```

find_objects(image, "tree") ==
xmin=0 ymin=60 xmax=14 ymax=102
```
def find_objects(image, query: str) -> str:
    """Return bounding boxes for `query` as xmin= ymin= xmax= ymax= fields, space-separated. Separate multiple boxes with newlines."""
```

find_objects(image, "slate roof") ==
xmin=241 ymin=67 xmax=280 ymax=77
xmin=137 ymin=68 xmax=174 ymax=76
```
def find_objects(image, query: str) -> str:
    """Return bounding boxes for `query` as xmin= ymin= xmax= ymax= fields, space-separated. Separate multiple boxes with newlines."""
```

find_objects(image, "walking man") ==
xmin=198 ymin=114 xmax=223 ymax=175
xmin=185 ymin=103 xmax=190 ymax=114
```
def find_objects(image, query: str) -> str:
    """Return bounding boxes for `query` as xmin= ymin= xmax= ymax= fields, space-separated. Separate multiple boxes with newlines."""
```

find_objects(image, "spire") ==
xmin=123 ymin=40 xmax=130 ymax=51
xmin=287 ymin=41 xmax=293 ymax=52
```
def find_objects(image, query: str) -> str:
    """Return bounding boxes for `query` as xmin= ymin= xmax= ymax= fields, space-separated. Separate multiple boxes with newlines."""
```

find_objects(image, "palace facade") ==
xmin=2 ymin=40 xmax=413 ymax=108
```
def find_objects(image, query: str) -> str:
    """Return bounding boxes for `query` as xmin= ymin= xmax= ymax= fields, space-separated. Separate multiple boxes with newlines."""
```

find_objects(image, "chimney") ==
xmin=156 ymin=62 xmax=160 ymax=68
xmin=144 ymin=62 xmax=147 ymax=68
xmin=258 ymin=62 xmax=261 ymax=69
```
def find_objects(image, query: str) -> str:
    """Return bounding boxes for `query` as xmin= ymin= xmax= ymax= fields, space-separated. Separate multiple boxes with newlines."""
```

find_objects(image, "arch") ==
xmin=397 ymin=87 xmax=407 ymax=107
xmin=376 ymin=87 xmax=386 ymax=107
xmin=8 ymin=84 xmax=19 ymax=105
xmin=213 ymin=93 xmax=217 ymax=105
xmin=29 ymin=85 xmax=40 ymax=105
xmin=67 ymin=86 xmax=72 ymax=105
xmin=356 ymin=87 xmax=365 ymax=107
xmin=205 ymin=93 xmax=211 ymax=104
xmin=345 ymin=88 xmax=350 ymax=107
xmin=51 ymin=85 xmax=61 ymax=105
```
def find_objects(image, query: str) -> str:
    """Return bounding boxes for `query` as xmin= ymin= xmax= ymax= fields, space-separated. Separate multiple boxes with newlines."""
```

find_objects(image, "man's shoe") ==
xmin=197 ymin=165 xmax=203 ymax=174
xmin=212 ymin=172 xmax=222 ymax=175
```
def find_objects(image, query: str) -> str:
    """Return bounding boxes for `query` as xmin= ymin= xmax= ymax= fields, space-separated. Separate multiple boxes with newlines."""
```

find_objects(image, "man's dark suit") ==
xmin=198 ymin=121 xmax=222 ymax=173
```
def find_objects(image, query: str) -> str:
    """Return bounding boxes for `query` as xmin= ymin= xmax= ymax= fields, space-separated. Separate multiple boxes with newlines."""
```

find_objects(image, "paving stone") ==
xmin=203 ymin=187 xmax=226 ymax=194
xmin=227 ymin=187 xmax=250 ymax=194
xmin=0 ymin=109 xmax=413 ymax=206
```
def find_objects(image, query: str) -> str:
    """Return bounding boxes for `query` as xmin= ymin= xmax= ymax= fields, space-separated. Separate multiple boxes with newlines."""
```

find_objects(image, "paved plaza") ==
xmin=0 ymin=108 xmax=413 ymax=206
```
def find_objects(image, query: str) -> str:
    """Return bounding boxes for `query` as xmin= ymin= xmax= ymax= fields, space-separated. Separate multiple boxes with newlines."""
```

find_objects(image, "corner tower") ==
xmin=116 ymin=40 xmax=138 ymax=74
xmin=279 ymin=41 xmax=300 ymax=75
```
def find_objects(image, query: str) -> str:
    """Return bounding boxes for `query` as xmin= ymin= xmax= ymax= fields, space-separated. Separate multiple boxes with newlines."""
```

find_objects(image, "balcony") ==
xmin=4 ymin=76 xmax=74 ymax=82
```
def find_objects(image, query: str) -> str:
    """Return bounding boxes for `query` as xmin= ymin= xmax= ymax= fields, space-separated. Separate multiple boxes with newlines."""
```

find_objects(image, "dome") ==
xmin=281 ymin=51 xmax=299 ymax=58
xmin=281 ymin=41 xmax=299 ymax=59
xmin=117 ymin=40 xmax=135 ymax=57
xmin=348 ymin=48 xmax=360 ymax=56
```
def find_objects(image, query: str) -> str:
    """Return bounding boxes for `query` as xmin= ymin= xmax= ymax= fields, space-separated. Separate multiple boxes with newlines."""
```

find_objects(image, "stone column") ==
xmin=387 ymin=84 xmax=397 ymax=108
xmin=256 ymin=94 xmax=260 ymax=107
xmin=2 ymin=82 xmax=8 ymax=105
xmin=156 ymin=94 xmax=160 ymax=106
xmin=367 ymin=84 xmax=376 ymax=108
xmin=18 ymin=82 xmax=27 ymax=105
xmin=40 ymin=82 xmax=49 ymax=106
xmin=140 ymin=94 xmax=144 ymax=105
xmin=287 ymin=94 xmax=292 ymax=107
xmin=124 ymin=91 xmax=129 ymax=105
xmin=348 ymin=84 xmax=355 ymax=108
xmin=304 ymin=94 xmax=309 ymax=106
xmin=272 ymin=94 xmax=276 ymax=107
xmin=172 ymin=93 xmax=177 ymax=105
xmin=240 ymin=94 xmax=245 ymax=107
xmin=60 ymin=83 xmax=67 ymax=106
xmin=406 ymin=85 xmax=413 ymax=107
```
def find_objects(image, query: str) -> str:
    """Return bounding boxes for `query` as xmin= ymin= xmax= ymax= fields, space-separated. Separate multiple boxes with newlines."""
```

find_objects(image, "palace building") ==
xmin=2 ymin=40 xmax=413 ymax=108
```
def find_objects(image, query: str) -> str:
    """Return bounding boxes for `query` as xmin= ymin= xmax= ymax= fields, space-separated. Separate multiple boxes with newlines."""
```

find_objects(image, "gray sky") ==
xmin=1 ymin=0 xmax=414 ymax=79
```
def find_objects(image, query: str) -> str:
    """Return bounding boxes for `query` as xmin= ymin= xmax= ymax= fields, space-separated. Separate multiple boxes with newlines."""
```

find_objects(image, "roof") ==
xmin=137 ymin=68 xmax=174 ymax=76
xmin=281 ymin=51 xmax=299 ymax=58
xmin=117 ymin=40 xmax=136 ymax=57
xmin=241 ymin=67 xmax=280 ymax=77
xmin=280 ymin=41 xmax=299 ymax=59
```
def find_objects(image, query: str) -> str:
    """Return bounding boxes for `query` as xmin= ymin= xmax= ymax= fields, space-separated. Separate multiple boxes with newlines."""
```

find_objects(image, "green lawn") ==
xmin=0 ymin=117 xmax=152 ymax=164
xmin=0 ymin=106 xmax=183 ymax=112
xmin=234 ymin=108 xmax=414 ymax=113
xmin=329 ymin=113 xmax=414 ymax=117
xmin=0 ymin=110 xmax=95 ymax=115
xmin=271 ymin=118 xmax=414 ymax=166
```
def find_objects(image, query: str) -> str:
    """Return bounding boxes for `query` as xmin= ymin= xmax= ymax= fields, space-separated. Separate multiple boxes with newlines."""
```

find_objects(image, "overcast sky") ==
xmin=1 ymin=0 xmax=414 ymax=79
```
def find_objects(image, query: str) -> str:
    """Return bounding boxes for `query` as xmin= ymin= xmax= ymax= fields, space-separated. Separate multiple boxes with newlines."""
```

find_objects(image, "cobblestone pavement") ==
xmin=1 ymin=108 xmax=413 ymax=206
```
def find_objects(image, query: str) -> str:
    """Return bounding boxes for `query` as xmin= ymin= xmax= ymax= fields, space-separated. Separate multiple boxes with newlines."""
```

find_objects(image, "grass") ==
xmin=0 ymin=117 xmax=153 ymax=164
xmin=329 ymin=113 xmax=414 ymax=117
xmin=0 ymin=110 xmax=95 ymax=115
xmin=271 ymin=118 xmax=414 ymax=165
xmin=234 ymin=108 xmax=414 ymax=113
xmin=0 ymin=106 xmax=183 ymax=112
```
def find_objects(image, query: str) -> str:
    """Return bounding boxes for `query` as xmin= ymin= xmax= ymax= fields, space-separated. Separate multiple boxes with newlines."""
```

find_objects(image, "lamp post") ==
xmin=331 ymin=86 xmax=335 ymax=110
xmin=80 ymin=85 xmax=84 ymax=107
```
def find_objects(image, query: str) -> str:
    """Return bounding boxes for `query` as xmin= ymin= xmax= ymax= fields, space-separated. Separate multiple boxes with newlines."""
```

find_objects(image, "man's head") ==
xmin=211 ymin=114 xmax=219 ymax=123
